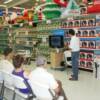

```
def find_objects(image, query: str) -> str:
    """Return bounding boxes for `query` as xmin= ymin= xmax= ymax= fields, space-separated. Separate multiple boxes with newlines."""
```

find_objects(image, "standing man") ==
xmin=69 ymin=29 xmax=80 ymax=81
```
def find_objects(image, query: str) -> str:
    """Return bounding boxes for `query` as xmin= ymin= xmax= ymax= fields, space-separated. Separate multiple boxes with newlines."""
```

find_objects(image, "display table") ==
xmin=50 ymin=52 xmax=63 ymax=69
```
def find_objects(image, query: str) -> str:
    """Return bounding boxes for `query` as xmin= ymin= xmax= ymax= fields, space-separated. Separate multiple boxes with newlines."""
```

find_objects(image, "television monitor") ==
xmin=49 ymin=35 xmax=64 ymax=48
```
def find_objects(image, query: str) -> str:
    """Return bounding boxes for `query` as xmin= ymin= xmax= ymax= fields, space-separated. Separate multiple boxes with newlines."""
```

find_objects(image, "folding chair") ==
xmin=28 ymin=80 xmax=63 ymax=100
xmin=2 ymin=71 xmax=15 ymax=100
xmin=12 ymin=75 xmax=36 ymax=100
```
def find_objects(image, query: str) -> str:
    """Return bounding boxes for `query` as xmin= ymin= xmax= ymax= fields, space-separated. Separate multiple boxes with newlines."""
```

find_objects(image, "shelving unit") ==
xmin=63 ymin=13 xmax=100 ymax=71
xmin=14 ymin=29 xmax=36 ymax=60
xmin=0 ymin=27 xmax=14 ymax=53
xmin=14 ymin=26 xmax=51 ymax=61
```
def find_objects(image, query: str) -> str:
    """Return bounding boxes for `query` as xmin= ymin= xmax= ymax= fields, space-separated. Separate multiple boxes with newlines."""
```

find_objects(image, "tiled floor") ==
xmin=27 ymin=62 xmax=100 ymax=100
xmin=49 ymin=68 xmax=100 ymax=100
xmin=1 ymin=63 xmax=100 ymax=100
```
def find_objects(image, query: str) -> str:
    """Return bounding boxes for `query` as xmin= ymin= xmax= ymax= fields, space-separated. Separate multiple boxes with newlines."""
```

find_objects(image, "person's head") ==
xmin=3 ymin=47 xmax=13 ymax=59
xmin=68 ymin=29 xmax=75 ymax=37
xmin=13 ymin=55 xmax=24 ymax=69
xmin=36 ymin=56 xmax=47 ymax=68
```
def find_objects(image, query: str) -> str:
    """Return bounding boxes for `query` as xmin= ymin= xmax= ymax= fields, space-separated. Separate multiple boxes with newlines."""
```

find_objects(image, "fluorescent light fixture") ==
xmin=0 ymin=5 xmax=7 ymax=7
xmin=4 ymin=0 xmax=13 ymax=4
xmin=13 ymin=7 xmax=25 ymax=10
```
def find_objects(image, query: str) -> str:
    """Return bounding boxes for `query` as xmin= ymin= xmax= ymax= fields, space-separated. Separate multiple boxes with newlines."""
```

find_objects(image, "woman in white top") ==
xmin=0 ymin=47 xmax=14 ymax=73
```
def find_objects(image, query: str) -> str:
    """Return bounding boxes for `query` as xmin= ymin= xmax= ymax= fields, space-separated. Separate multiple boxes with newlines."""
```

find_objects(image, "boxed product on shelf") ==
xmin=89 ymin=30 xmax=96 ymax=37
xmin=80 ymin=52 xmax=86 ymax=60
xmin=79 ymin=60 xmax=86 ymax=68
xmin=68 ymin=21 xmax=74 ymax=27
xmin=88 ymin=41 xmax=96 ymax=49
xmin=80 ymin=20 xmax=87 ymax=27
xmin=76 ymin=30 xmax=81 ymax=37
xmin=81 ymin=41 xmax=88 ymax=48
xmin=86 ymin=53 xmax=94 ymax=61
xmin=74 ymin=20 xmax=80 ymax=27
xmin=80 ymin=7 xmax=87 ymax=14
xmin=82 ymin=30 xmax=88 ymax=37
xmin=88 ymin=19 xmax=96 ymax=26
xmin=80 ymin=51 xmax=94 ymax=61
xmin=61 ymin=22 xmax=67 ymax=28
xmin=86 ymin=61 xmax=93 ymax=69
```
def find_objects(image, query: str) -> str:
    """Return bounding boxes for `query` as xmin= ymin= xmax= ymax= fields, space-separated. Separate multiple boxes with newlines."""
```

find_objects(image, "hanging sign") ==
xmin=61 ymin=0 xmax=80 ymax=18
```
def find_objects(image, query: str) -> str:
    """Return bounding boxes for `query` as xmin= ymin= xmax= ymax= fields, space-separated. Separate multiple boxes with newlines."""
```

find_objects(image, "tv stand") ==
xmin=50 ymin=52 xmax=63 ymax=69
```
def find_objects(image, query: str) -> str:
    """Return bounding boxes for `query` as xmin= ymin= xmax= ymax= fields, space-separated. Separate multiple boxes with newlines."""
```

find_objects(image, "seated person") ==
xmin=0 ymin=47 xmax=14 ymax=73
xmin=12 ymin=54 xmax=31 ymax=94
xmin=29 ymin=56 xmax=67 ymax=100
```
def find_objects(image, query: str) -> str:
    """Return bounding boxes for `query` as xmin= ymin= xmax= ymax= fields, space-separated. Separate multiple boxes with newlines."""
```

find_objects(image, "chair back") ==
xmin=28 ymin=80 xmax=55 ymax=100
xmin=12 ymin=75 xmax=36 ymax=100
xmin=12 ymin=75 xmax=27 ymax=89
xmin=2 ymin=71 xmax=14 ymax=88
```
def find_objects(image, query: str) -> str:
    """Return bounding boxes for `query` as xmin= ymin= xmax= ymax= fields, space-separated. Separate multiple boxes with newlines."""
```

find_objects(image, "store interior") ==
xmin=0 ymin=0 xmax=100 ymax=100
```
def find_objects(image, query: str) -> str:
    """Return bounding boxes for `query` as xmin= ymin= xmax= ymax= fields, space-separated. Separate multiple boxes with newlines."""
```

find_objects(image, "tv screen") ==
xmin=49 ymin=35 xmax=64 ymax=48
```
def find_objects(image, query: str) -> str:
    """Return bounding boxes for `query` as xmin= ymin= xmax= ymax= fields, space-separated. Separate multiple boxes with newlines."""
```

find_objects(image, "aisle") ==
xmin=49 ymin=68 xmax=100 ymax=100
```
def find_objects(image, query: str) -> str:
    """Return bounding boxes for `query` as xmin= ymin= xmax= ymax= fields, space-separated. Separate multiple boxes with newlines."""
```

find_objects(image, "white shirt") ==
xmin=69 ymin=35 xmax=80 ymax=52
xmin=0 ymin=59 xmax=14 ymax=73
xmin=29 ymin=67 xmax=58 ymax=99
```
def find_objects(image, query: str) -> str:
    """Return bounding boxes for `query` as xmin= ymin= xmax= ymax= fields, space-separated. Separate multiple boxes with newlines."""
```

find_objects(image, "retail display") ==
xmin=14 ymin=24 xmax=51 ymax=61
xmin=0 ymin=27 xmax=13 ymax=53
xmin=63 ymin=13 xmax=100 ymax=70
xmin=0 ymin=13 xmax=99 ymax=71
xmin=0 ymin=0 xmax=100 ymax=71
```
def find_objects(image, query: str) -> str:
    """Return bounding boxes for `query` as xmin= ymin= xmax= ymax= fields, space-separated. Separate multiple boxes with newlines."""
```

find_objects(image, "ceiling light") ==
xmin=4 ymin=0 xmax=13 ymax=4
xmin=13 ymin=7 xmax=25 ymax=10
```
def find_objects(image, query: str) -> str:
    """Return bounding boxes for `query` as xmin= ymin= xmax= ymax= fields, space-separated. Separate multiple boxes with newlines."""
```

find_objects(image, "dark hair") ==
xmin=13 ymin=55 xmax=24 ymax=69
xmin=3 ymin=47 xmax=13 ymax=56
xmin=69 ymin=29 xmax=75 ymax=35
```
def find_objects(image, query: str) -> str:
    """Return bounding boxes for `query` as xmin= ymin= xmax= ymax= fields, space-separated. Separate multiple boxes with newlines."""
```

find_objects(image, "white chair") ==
xmin=12 ymin=75 xmax=36 ymax=100
xmin=28 ymin=80 xmax=61 ymax=100
xmin=2 ymin=71 xmax=15 ymax=100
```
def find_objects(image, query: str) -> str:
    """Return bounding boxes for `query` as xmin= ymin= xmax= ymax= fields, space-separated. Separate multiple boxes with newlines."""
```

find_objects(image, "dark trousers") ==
xmin=57 ymin=80 xmax=68 ymax=100
xmin=71 ymin=51 xmax=79 ymax=79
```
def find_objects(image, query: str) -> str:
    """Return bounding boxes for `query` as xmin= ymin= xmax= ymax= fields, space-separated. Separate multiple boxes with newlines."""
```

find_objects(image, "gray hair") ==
xmin=36 ymin=56 xmax=46 ymax=66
